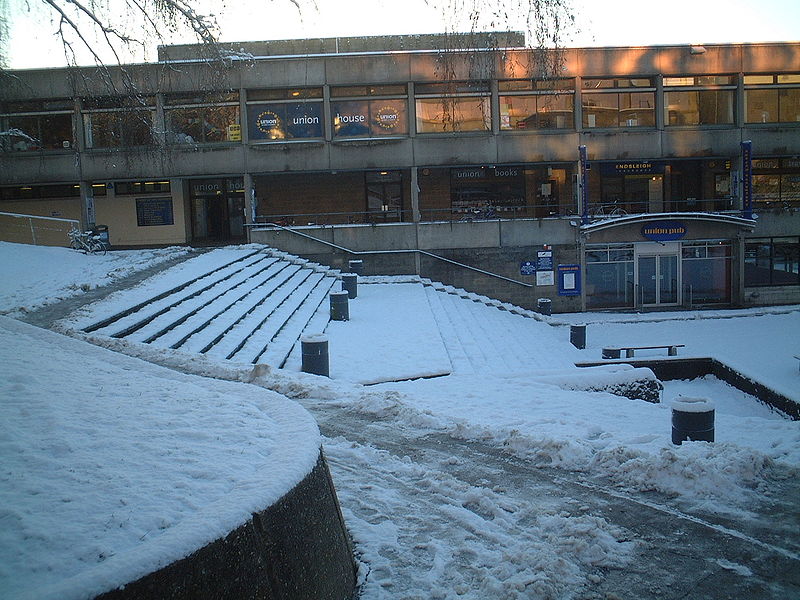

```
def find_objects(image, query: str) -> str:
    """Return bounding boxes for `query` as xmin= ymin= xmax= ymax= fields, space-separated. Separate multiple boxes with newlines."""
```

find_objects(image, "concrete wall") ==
xmin=96 ymin=452 xmax=357 ymax=600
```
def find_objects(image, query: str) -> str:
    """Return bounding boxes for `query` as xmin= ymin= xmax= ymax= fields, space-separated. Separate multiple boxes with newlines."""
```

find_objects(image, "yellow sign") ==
xmin=227 ymin=124 xmax=242 ymax=141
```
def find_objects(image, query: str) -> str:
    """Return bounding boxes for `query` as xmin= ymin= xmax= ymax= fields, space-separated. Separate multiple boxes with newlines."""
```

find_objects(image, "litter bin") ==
xmin=570 ymin=324 xmax=586 ymax=349
xmin=329 ymin=291 xmax=350 ymax=321
xmin=671 ymin=397 xmax=715 ymax=445
xmin=301 ymin=334 xmax=329 ymax=377
xmin=90 ymin=224 xmax=110 ymax=249
xmin=537 ymin=298 xmax=552 ymax=316
xmin=348 ymin=260 xmax=363 ymax=275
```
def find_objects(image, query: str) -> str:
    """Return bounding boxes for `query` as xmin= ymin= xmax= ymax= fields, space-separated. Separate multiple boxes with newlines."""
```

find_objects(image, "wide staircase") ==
xmin=82 ymin=247 xmax=339 ymax=368
xmin=77 ymin=245 xmax=584 ymax=378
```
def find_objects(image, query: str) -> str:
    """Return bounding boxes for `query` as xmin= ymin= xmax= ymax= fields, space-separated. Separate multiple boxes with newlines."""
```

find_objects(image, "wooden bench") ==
xmin=602 ymin=344 xmax=685 ymax=359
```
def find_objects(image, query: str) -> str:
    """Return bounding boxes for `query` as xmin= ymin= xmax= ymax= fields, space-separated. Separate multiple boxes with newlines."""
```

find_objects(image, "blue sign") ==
xmin=641 ymin=220 xmax=687 ymax=241
xmin=248 ymin=102 xmax=323 ymax=141
xmin=742 ymin=140 xmax=753 ymax=219
xmin=536 ymin=251 xmax=553 ymax=271
xmin=558 ymin=264 xmax=581 ymax=296
xmin=520 ymin=261 xmax=536 ymax=276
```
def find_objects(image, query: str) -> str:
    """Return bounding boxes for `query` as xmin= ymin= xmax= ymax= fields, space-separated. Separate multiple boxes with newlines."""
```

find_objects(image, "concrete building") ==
xmin=1 ymin=34 xmax=799 ymax=312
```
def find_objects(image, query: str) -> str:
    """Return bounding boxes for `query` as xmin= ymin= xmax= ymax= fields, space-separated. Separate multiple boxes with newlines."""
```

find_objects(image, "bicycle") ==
xmin=68 ymin=226 xmax=107 ymax=255
xmin=589 ymin=204 xmax=628 ymax=219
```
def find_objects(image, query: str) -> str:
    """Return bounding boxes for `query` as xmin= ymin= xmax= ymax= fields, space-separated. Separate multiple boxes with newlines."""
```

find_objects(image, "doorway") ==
xmin=635 ymin=242 xmax=681 ymax=307
xmin=190 ymin=178 xmax=245 ymax=243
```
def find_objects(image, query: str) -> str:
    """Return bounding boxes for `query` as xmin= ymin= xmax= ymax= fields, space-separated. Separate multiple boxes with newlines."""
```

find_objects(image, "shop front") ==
xmin=582 ymin=214 xmax=754 ymax=310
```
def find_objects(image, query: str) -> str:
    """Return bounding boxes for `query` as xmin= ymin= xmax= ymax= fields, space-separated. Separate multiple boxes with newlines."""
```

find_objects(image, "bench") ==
xmin=602 ymin=344 xmax=685 ymax=359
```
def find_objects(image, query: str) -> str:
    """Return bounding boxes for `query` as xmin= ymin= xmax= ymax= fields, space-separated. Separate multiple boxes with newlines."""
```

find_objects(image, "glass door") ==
xmin=637 ymin=254 xmax=680 ymax=306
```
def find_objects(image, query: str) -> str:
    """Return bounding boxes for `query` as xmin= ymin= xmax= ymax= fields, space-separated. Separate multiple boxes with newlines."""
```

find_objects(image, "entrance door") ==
xmin=638 ymin=254 xmax=679 ymax=306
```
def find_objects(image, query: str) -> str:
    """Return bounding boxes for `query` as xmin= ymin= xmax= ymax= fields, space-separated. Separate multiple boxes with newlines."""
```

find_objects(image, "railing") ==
xmin=253 ymin=195 xmax=760 ymax=229
xmin=250 ymin=221 xmax=534 ymax=289
xmin=0 ymin=212 xmax=79 ymax=246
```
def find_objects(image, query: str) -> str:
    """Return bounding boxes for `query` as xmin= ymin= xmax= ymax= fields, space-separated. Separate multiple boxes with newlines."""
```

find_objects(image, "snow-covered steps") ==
xmin=73 ymin=246 xmax=342 ymax=368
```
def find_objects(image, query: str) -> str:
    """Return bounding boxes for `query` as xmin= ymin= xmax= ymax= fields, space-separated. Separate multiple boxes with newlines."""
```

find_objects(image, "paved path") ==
xmin=305 ymin=397 xmax=800 ymax=599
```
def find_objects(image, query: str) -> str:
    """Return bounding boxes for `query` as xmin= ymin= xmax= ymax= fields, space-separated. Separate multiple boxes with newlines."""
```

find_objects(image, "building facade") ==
xmin=1 ymin=35 xmax=799 ymax=312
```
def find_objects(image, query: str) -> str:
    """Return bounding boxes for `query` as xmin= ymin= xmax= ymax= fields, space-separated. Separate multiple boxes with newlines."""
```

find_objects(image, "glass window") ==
xmin=581 ymin=77 xmax=655 ymax=129
xmin=682 ymin=242 xmax=731 ymax=303
xmin=332 ymin=99 xmax=408 ymax=138
xmin=83 ymin=97 xmax=155 ymax=149
xmin=585 ymin=245 xmax=635 ymax=308
xmin=331 ymin=84 xmax=406 ymax=97
xmin=246 ymin=102 xmax=323 ymax=141
xmin=115 ymin=181 xmax=171 ymax=195
xmin=665 ymin=90 xmax=735 ymax=126
xmin=416 ymin=97 xmax=491 ymax=133
xmin=745 ymin=238 xmax=800 ymax=286
xmin=745 ymin=88 xmax=800 ymax=123
xmin=247 ymin=88 xmax=323 ymax=101
xmin=663 ymin=75 xmax=734 ymax=86
xmin=500 ymin=93 xmax=573 ymax=130
xmin=1 ymin=99 xmax=74 ymax=152
xmin=165 ymin=93 xmax=240 ymax=145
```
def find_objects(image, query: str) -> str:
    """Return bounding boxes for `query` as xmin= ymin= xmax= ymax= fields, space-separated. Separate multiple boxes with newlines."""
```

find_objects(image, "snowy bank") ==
xmin=0 ymin=316 xmax=321 ymax=600
xmin=0 ymin=241 xmax=190 ymax=317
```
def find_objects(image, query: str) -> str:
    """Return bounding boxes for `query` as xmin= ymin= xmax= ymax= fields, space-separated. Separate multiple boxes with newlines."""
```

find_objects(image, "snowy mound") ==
xmin=0 ymin=316 xmax=321 ymax=600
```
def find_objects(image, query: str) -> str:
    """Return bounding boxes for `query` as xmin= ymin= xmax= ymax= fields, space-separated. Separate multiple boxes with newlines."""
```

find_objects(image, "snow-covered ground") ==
xmin=1 ymin=242 xmax=798 ymax=599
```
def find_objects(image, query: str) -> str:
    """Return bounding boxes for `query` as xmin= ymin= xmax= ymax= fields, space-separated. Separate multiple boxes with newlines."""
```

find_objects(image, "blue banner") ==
xmin=741 ymin=140 xmax=753 ymax=219
xmin=558 ymin=264 xmax=581 ymax=296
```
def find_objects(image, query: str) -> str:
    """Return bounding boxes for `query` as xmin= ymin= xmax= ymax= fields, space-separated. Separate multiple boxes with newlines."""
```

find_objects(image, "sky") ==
xmin=3 ymin=0 xmax=800 ymax=70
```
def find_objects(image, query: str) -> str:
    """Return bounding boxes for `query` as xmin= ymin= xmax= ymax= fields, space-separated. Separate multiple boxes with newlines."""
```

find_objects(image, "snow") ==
xmin=0 ymin=241 xmax=190 ymax=317
xmin=1 ymin=241 xmax=799 ymax=599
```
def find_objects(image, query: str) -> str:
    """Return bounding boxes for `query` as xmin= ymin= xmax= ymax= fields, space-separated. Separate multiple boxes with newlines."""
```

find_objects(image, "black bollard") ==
xmin=329 ymin=291 xmax=350 ymax=321
xmin=301 ymin=335 xmax=329 ymax=377
xmin=671 ymin=397 xmax=715 ymax=445
xmin=341 ymin=273 xmax=358 ymax=299
xmin=570 ymin=324 xmax=586 ymax=349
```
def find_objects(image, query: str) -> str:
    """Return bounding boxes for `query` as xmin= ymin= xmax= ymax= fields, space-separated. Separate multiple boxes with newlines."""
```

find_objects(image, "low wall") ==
xmin=96 ymin=451 xmax=357 ymax=600
xmin=250 ymin=219 xmax=579 ymax=311
xmin=577 ymin=357 xmax=799 ymax=420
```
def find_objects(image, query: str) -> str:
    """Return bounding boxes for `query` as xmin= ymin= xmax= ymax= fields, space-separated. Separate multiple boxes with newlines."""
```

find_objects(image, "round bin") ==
xmin=537 ymin=298 xmax=552 ymax=316
xmin=570 ymin=324 xmax=586 ymax=349
xmin=301 ymin=334 xmax=329 ymax=377
xmin=341 ymin=273 xmax=358 ymax=299
xmin=348 ymin=260 xmax=363 ymax=275
xmin=671 ymin=397 xmax=715 ymax=445
xmin=329 ymin=291 xmax=350 ymax=321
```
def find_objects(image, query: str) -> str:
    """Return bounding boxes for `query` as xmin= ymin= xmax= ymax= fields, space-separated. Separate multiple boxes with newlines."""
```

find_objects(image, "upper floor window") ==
xmin=744 ymin=73 xmax=800 ymax=124
xmin=330 ymin=84 xmax=408 ymax=139
xmin=246 ymin=87 xmax=323 ymax=142
xmin=83 ymin=96 xmax=155 ymax=149
xmin=581 ymin=77 xmax=655 ymax=128
xmin=663 ymin=75 xmax=735 ymax=126
xmin=415 ymin=81 xmax=491 ymax=134
xmin=165 ymin=92 xmax=240 ymax=145
xmin=499 ymin=79 xmax=574 ymax=130
xmin=1 ymin=99 xmax=74 ymax=152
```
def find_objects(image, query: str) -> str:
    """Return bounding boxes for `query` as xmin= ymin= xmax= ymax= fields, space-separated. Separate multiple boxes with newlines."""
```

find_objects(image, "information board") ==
xmin=136 ymin=197 xmax=174 ymax=227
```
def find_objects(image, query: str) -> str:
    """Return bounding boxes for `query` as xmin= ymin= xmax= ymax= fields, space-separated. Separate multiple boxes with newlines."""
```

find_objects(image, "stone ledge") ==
xmin=97 ymin=451 xmax=357 ymax=600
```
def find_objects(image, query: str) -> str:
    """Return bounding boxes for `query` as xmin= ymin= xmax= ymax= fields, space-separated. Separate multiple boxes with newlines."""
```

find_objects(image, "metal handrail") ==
xmin=250 ymin=221 xmax=534 ymax=289
xmin=0 ymin=211 xmax=80 ymax=246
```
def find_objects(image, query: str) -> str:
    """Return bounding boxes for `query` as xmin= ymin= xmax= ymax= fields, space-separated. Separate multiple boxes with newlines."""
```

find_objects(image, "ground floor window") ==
xmin=744 ymin=237 xmax=800 ymax=286
xmin=585 ymin=245 xmax=635 ymax=309
xmin=682 ymin=241 xmax=732 ymax=303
